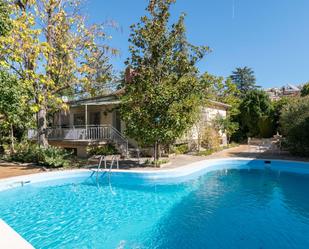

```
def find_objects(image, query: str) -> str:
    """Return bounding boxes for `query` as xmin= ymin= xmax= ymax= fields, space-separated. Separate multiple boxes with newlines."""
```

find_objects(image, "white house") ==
xmin=28 ymin=89 xmax=230 ymax=157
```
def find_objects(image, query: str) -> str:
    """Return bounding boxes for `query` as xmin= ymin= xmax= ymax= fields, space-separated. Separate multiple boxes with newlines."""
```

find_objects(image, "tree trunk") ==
xmin=155 ymin=142 xmax=161 ymax=167
xmin=153 ymin=141 xmax=161 ymax=167
xmin=197 ymin=131 xmax=201 ymax=152
xmin=157 ymin=143 xmax=160 ymax=161
xmin=36 ymin=3 xmax=53 ymax=149
xmin=153 ymin=143 xmax=156 ymax=166
xmin=10 ymin=124 xmax=15 ymax=154
xmin=38 ymin=105 xmax=49 ymax=148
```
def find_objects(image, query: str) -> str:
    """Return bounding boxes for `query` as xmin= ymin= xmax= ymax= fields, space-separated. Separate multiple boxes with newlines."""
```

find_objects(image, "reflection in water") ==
xmin=278 ymin=172 xmax=309 ymax=219
xmin=145 ymin=170 xmax=309 ymax=249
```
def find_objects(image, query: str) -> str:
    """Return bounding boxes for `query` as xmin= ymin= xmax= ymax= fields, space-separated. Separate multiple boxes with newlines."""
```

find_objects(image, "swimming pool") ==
xmin=0 ymin=159 xmax=309 ymax=249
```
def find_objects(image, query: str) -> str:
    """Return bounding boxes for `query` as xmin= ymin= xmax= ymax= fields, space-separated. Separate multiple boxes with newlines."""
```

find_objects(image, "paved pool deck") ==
xmin=0 ymin=161 xmax=44 ymax=179
xmin=1 ymin=145 xmax=308 ymax=179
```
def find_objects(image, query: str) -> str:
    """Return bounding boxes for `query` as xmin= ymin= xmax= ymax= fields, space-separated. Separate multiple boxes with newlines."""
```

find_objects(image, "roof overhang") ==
xmin=70 ymin=100 xmax=121 ymax=107
xmin=208 ymin=100 xmax=231 ymax=109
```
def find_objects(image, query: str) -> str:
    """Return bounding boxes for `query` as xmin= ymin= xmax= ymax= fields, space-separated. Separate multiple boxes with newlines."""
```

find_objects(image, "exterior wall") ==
xmin=54 ymin=104 xmax=117 ymax=128
xmin=184 ymin=105 xmax=228 ymax=146
xmin=50 ymin=101 xmax=229 ymax=156
xmin=51 ymin=104 xmax=118 ymax=158
xmin=201 ymin=106 xmax=227 ymax=122
xmin=49 ymin=140 xmax=108 ymax=158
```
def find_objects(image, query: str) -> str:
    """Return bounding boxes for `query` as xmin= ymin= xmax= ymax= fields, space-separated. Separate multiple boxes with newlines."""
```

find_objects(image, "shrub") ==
xmin=301 ymin=82 xmax=309 ymax=97
xmin=196 ymin=143 xmax=238 ymax=157
xmin=37 ymin=147 xmax=71 ymax=168
xmin=87 ymin=144 xmax=118 ymax=156
xmin=272 ymin=96 xmax=290 ymax=133
xmin=171 ymin=144 xmax=189 ymax=154
xmin=236 ymin=89 xmax=273 ymax=139
xmin=144 ymin=158 xmax=169 ymax=167
xmin=10 ymin=142 xmax=71 ymax=168
xmin=196 ymin=148 xmax=218 ymax=156
xmin=280 ymin=97 xmax=309 ymax=156
xmin=201 ymin=125 xmax=221 ymax=149
xmin=258 ymin=116 xmax=274 ymax=138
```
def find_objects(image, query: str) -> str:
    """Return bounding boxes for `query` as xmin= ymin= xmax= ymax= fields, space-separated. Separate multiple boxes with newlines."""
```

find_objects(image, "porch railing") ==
xmin=28 ymin=125 xmax=129 ymax=157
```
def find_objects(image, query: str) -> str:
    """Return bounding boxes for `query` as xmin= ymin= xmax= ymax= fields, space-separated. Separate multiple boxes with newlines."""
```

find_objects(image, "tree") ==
xmin=0 ymin=0 xmax=117 ymax=147
xmin=272 ymin=96 xmax=290 ymax=133
xmin=236 ymin=89 xmax=273 ymax=139
xmin=215 ymin=115 xmax=239 ymax=144
xmin=202 ymin=74 xmax=240 ymax=142
xmin=280 ymin=97 xmax=309 ymax=156
xmin=121 ymin=0 xmax=208 ymax=162
xmin=0 ymin=70 xmax=31 ymax=152
xmin=0 ymin=0 xmax=11 ymax=36
xmin=301 ymin=82 xmax=309 ymax=97
xmin=230 ymin=66 xmax=258 ymax=94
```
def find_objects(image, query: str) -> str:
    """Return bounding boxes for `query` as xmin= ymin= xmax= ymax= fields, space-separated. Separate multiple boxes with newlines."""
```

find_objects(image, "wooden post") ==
xmin=58 ymin=111 xmax=61 ymax=127
xmin=85 ymin=104 xmax=88 ymax=129
xmin=10 ymin=124 xmax=15 ymax=154
xmin=85 ymin=104 xmax=88 ymax=139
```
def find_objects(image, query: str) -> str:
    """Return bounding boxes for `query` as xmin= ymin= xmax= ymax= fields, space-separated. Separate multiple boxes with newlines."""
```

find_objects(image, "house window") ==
xmin=90 ymin=112 xmax=101 ymax=126
xmin=74 ymin=114 xmax=85 ymax=126
xmin=61 ymin=114 xmax=70 ymax=128
xmin=113 ymin=110 xmax=121 ymax=132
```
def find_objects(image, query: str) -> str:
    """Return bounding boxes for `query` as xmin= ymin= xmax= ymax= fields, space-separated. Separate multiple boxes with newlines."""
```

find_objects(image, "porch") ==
xmin=54 ymin=99 xmax=122 ymax=132
xmin=28 ymin=125 xmax=129 ymax=157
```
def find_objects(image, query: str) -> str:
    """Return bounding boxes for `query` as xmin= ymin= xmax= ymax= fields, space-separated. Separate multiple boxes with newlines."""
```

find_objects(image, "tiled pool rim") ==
xmin=1 ymin=157 xmax=309 ymax=192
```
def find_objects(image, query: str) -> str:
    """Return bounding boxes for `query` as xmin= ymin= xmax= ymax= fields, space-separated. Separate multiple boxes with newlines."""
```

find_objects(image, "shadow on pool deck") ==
xmin=1 ymin=145 xmax=309 ymax=179
xmin=0 ymin=161 xmax=44 ymax=179
xmin=219 ymin=145 xmax=309 ymax=162
xmin=98 ymin=145 xmax=309 ymax=171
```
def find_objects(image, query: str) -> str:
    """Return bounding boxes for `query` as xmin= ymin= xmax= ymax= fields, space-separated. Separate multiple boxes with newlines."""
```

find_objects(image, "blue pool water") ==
xmin=0 ymin=165 xmax=309 ymax=248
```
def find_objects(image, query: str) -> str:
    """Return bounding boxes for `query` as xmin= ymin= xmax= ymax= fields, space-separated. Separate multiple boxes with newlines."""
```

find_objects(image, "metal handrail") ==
xmin=90 ymin=155 xmax=118 ymax=195
xmin=108 ymin=155 xmax=119 ymax=172
xmin=108 ymin=155 xmax=119 ymax=195
xmin=91 ymin=155 xmax=119 ymax=180
xmin=95 ymin=155 xmax=105 ymax=182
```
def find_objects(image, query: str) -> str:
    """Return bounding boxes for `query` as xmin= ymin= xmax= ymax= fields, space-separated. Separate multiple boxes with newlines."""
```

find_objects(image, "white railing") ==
xmin=28 ymin=125 xmax=129 ymax=157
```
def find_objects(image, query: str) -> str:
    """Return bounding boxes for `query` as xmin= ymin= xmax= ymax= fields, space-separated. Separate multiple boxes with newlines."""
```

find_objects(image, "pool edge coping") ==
xmin=0 ymin=157 xmax=249 ymax=183
xmin=0 ymin=219 xmax=34 ymax=249
xmin=1 ymin=157 xmax=309 ymax=188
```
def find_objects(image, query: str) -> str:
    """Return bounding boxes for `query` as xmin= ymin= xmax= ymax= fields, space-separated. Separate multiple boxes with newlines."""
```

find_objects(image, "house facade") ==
xmin=28 ymin=90 xmax=229 ymax=157
xmin=184 ymin=100 xmax=230 ymax=146
xmin=265 ymin=84 xmax=301 ymax=101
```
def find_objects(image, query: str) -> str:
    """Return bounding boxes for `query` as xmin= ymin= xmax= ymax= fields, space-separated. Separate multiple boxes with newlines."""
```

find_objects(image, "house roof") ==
xmin=287 ymin=84 xmax=300 ymax=91
xmin=283 ymin=84 xmax=300 ymax=92
xmin=69 ymin=88 xmax=230 ymax=109
xmin=69 ymin=88 xmax=124 ymax=107
xmin=208 ymin=100 xmax=231 ymax=109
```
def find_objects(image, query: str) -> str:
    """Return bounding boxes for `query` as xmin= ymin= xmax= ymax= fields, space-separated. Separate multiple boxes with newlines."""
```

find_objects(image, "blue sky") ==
xmin=85 ymin=0 xmax=309 ymax=88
